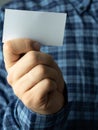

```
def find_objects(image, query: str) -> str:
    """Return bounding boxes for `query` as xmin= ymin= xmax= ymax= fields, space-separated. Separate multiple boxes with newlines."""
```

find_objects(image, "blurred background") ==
xmin=0 ymin=0 xmax=12 ymax=6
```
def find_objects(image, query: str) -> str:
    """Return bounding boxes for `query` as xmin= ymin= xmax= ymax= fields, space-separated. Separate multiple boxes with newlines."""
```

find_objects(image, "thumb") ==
xmin=3 ymin=38 xmax=40 ymax=70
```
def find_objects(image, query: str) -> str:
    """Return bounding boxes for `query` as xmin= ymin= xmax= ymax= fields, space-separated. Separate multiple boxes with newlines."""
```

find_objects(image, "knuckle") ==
xmin=22 ymin=92 xmax=45 ymax=110
xmin=38 ymin=65 xmax=46 ymax=75
xmin=22 ymin=93 xmax=32 ymax=107
xmin=3 ymin=41 xmax=12 ymax=52
xmin=24 ymin=39 xmax=32 ymax=44
xmin=44 ymin=78 xmax=57 ymax=90
xmin=24 ymin=39 xmax=33 ymax=49
xmin=7 ymin=69 xmax=16 ymax=85
xmin=44 ymin=78 xmax=51 ymax=86
xmin=13 ymin=85 xmax=19 ymax=97
xmin=7 ymin=75 xmax=11 ymax=85
xmin=27 ymin=51 xmax=38 ymax=63
xmin=7 ymin=71 xmax=13 ymax=85
xmin=3 ymin=42 xmax=9 ymax=49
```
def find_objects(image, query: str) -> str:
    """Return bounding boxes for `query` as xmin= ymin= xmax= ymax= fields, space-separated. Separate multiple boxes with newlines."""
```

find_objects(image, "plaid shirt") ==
xmin=0 ymin=0 xmax=98 ymax=129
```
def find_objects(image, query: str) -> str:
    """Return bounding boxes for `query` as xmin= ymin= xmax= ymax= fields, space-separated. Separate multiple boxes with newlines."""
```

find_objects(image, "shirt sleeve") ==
xmin=0 ymin=6 xmax=69 ymax=130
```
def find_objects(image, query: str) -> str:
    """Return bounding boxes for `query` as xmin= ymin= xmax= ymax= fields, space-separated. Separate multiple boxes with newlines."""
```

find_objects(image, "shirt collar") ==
xmin=69 ymin=0 xmax=91 ymax=14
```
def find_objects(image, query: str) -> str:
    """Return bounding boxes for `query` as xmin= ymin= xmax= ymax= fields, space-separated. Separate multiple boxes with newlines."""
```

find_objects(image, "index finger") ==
xmin=3 ymin=38 xmax=40 ymax=70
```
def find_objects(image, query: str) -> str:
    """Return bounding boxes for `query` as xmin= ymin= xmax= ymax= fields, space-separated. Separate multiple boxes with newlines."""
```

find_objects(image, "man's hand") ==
xmin=3 ymin=39 xmax=65 ymax=114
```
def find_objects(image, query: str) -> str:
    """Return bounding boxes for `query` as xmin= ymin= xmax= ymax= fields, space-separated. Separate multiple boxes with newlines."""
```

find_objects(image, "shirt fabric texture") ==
xmin=0 ymin=0 xmax=98 ymax=129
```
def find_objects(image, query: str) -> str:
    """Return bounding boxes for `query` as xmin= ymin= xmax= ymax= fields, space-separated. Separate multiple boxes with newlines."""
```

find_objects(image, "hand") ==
xmin=3 ymin=39 xmax=65 ymax=114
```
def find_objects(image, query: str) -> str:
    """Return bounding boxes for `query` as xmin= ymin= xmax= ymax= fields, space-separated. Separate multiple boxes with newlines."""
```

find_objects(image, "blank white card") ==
xmin=2 ymin=9 xmax=67 ymax=46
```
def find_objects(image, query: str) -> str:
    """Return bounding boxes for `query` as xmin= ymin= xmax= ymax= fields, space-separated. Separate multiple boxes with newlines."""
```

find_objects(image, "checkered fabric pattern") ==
xmin=0 ymin=0 xmax=98 ymax=129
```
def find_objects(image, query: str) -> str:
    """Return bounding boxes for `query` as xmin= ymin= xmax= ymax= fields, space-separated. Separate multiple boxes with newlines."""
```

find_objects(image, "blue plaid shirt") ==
xmin=0 ymin=0 xmax=98 ymax=129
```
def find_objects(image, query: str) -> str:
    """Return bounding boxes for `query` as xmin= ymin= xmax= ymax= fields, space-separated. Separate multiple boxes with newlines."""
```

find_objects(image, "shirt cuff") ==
xmin=14 ymin=99 xmax=69 ymax=129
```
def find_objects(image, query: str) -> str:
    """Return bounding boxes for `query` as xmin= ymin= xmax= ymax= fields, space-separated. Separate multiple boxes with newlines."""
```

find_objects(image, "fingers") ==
xmin=3 ymin=38 xmax=65 ymax=114
xmin=22 ymin=79 xmax=57 ymax=110
xmin=21 ymin=79 xmax=64 ymax=114
xmin=3 ymin=38 xmax=40 ymax=70
xmin=7 ymin=50 xmax=61 ymax=84
xmin=10 ymin=64 xmax=59 ymax=98
xmin=4 ymin=38 xmax=40 ymax=54
xmin=7 ymin=49 xmax=64 ymax=93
